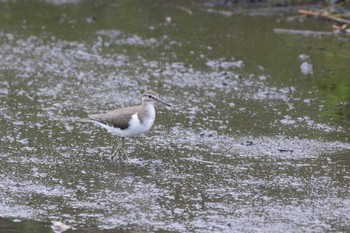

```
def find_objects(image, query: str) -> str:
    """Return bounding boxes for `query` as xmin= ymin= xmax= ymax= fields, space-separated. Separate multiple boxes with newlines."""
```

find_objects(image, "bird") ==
xmin=80 ymin=90 xmax=170 ymax=160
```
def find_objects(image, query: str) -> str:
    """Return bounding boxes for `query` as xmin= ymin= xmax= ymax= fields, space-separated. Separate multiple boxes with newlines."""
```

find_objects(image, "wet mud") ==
xmin=0 ymin=0 xmax=349 ymax=232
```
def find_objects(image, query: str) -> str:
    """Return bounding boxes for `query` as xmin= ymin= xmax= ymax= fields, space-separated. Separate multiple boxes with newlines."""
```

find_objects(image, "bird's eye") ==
xmin=148 ymin=95 xmax=152 ymax=98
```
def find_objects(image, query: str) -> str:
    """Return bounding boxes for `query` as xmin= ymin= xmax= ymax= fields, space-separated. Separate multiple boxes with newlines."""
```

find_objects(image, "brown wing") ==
xmin=89 ymin=106 xmax=141 ymax=130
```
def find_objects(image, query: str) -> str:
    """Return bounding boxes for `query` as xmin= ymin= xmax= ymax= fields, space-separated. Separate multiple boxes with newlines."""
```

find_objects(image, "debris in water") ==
xmin=298 ymin=54 xmax=310 ymax=61
xmin=51 ymin=221 xmax=71 ymax=233
xmin=300 ymin=61 xmax=313 ymax=76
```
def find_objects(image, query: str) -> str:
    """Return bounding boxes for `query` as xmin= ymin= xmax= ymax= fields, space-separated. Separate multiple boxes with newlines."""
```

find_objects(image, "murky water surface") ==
xmin=1 ymin=0 xmax=350 ymax=232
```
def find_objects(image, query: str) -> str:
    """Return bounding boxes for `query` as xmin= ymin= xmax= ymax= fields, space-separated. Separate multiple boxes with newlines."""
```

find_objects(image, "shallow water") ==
xmin=1 ymin=0 xmax=350 ymax=232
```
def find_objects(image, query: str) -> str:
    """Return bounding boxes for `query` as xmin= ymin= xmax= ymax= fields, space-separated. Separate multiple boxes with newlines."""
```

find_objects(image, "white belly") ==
xmin=94 ymin=106 xmax=155 ymax=138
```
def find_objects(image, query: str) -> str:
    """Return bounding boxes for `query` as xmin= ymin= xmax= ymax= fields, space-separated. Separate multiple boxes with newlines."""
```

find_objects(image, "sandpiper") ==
xmin=80 ymin=90 xmax=170 ymax=160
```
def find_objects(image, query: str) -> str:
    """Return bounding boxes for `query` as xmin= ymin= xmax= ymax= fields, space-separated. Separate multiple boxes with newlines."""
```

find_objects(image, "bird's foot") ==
xmin=111 ymin=143 xmax=130 ymax=163
xmin=121 ymin=148 xmax=130 ymax=161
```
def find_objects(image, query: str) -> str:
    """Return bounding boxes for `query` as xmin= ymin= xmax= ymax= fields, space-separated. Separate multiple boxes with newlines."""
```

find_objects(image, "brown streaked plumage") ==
xmin=89 ymin=105 xmax=142 ymax=130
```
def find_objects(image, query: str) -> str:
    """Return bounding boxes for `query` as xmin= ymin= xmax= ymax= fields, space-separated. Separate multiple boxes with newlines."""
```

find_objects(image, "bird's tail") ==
xmin=77 ymin=118 xmax=94 ymax=123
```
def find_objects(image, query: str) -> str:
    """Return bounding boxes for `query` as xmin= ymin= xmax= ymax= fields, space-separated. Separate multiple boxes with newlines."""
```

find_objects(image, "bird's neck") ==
xmin=141 ymin=101 xmax=154 ymax=108
xmin=138 ymin=102 xmax=155 ymax=124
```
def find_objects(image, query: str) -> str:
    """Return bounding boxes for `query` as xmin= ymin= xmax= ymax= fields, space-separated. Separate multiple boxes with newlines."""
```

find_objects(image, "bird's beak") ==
xmin=156 ymin=98 xmax=171 ymax=107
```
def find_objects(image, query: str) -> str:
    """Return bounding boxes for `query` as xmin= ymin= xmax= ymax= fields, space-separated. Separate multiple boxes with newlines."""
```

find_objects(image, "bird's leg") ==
xmin=120 ymin=138 xmax=130 ymax=161
xmin=111 ymin=137 xmax=130 ymax=162
xmin=111 ymin=137 xmax=123 ymax=159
